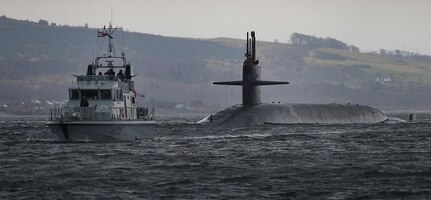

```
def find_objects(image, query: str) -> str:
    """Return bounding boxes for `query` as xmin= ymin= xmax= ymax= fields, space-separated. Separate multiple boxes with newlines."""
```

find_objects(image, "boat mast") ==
xmin=94 ymin=20 xmax=126 ymax=67
xmin=105 ymin=23 xmax=116 ymax=57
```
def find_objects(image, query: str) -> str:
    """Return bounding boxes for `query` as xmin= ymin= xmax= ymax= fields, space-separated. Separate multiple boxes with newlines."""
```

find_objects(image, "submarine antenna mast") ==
xmin=213 ymin=31 xmax=290 ymax=106
xmin=246 ymin=32 xmax=249 ymax=58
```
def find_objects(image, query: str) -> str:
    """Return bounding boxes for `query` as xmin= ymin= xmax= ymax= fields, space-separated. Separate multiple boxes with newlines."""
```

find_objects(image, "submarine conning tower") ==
xmin=213 ymin=31 xmax=290 ymax=106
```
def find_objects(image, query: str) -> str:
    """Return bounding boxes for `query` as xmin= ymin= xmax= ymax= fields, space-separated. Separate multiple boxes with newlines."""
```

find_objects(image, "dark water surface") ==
xmin=0 ymin=113 xmax=430 ymax=199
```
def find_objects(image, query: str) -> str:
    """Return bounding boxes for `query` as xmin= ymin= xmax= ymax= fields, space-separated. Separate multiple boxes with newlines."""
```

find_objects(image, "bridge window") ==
xmin=100 ymin=90 xmax=112 ymax=99
xmin=113 ymin=89 xmax=123 ymax=100
xmin=69 ymin=89 xmax=79 ymax=100
xmin=81 ymin=89 xmax=98 ymax=100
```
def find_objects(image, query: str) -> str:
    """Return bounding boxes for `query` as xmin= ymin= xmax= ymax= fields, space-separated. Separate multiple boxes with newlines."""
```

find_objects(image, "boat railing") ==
xmin=137 ymin=107 xmax=155 ymax=120
xmin=147 ymin=108 xmax=155 ymax=121
xmin=49 ymin=107 xmax=154 ymax=122
xmin=49 ymin=107 xmax=64 ymax=121
xmin=76 ymin=75 xmax=119 ymax=82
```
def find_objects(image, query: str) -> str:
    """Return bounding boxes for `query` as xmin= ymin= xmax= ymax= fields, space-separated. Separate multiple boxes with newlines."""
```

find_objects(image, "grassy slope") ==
xmin=304 ymin=48 xmax=431 ymax=83
xmin=2 ymin=16 xmax=431 ymax=107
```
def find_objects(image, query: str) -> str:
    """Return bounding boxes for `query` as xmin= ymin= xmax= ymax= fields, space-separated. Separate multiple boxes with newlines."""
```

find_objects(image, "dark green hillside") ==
xmin=0 ymin=16 xmax=244 ymax=104
xmin=1 ymin=15 xmax=431 ymax=108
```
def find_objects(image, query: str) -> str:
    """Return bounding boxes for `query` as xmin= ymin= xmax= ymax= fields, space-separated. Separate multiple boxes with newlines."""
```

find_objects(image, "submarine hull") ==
xmin=203 ymin=31 xmax=388 ymax=126
xmin=198 ymin=103 xmax=387 ymax=126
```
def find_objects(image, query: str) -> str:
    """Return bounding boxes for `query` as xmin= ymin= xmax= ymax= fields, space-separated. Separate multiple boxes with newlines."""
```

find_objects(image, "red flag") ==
xmin=134 ymin=90 xmax=146 ymax=99
xmin=97 ymin=31 xmax=105 ymax=37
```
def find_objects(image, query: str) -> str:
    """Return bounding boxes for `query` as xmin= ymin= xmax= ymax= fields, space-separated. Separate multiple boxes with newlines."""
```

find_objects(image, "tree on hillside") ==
xmin=289 ymin=33 xmax=358 ymax=52
xmin=350 ymin=45 xmax=360 ymax=53
xmin=38 ymin=19 xmax=48 ymax=25
xmin=378 ymin=48 xmax=431 ymax=62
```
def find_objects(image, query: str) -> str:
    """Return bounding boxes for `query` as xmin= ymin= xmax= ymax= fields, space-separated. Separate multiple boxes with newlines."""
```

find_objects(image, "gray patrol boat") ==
xmin=47 ymin=23 xmax=157 ymax=141
xmin=198 ymin=31 xmax=387 ymax=126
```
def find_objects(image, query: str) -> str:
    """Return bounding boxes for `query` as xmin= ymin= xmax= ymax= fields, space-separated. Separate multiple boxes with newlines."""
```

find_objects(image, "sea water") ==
xmin=0 ymin=113 xmax=430 ymax=199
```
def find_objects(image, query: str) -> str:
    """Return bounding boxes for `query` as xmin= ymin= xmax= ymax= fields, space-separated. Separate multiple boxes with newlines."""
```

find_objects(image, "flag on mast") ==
xmin=134 ymin=90 xmax=146 ymax=99
xmin=97 ymin=31 xmax=106 ymax=37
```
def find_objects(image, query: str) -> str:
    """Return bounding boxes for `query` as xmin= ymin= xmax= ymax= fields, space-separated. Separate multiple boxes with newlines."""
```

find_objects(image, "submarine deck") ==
xmin=199 ymin=103 xmax=387 ymax=126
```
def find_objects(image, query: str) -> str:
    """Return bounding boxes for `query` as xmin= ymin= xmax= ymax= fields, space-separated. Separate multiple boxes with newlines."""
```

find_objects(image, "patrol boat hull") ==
xmin=47 ymin=121 xmax=157 ymax=142
xmin=47 ymin=22 xmax=157 ymax=142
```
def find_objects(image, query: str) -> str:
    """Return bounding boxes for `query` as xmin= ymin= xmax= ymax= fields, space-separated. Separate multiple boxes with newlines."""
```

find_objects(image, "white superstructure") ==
xmin=47 ymin=23 xmax=157 ymax=141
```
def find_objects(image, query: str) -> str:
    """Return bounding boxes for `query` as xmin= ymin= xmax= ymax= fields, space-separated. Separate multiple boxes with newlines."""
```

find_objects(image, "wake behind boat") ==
xmin=47 ymin=22 xmax=157 ymax=141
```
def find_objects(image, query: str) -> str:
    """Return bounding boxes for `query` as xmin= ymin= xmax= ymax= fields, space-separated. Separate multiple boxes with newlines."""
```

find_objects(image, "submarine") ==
xmin=197 ymin=31 xmax=388 ymax=126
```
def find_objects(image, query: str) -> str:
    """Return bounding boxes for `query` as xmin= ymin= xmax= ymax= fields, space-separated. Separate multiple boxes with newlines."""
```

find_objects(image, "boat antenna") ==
xmin=121 ymin=28 xmax=125 ymax=58
xmin=104 ymin=9 xmax=116 ymax=57
xmin=92 ymin=47 xmax=95 ymax=64
xmin=111 ymin=9 xmax=113 ymax=26
xmin=105 ymin=22 xmax=117 ymax=57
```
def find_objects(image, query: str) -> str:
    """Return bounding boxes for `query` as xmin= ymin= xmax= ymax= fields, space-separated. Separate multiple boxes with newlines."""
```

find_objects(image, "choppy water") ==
xmin=0 ymin=113 xmax=430 ymax=199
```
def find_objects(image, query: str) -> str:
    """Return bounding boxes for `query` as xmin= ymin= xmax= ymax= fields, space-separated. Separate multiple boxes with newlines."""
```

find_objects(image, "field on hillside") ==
xmin=304 ymin=48 xmax=431 ymax=84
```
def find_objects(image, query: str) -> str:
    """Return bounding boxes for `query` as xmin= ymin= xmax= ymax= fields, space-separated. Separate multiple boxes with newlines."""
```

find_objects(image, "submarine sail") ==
xmin=213 ymin=31 xmax=289 ymax=106
xmin=198 ymin=31 xmax=387 ymax=126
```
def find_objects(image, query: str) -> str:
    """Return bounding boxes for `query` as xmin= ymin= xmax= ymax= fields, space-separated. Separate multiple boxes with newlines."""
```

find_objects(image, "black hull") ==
xmin=199 ymin=103 xmax=387 ymax=126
